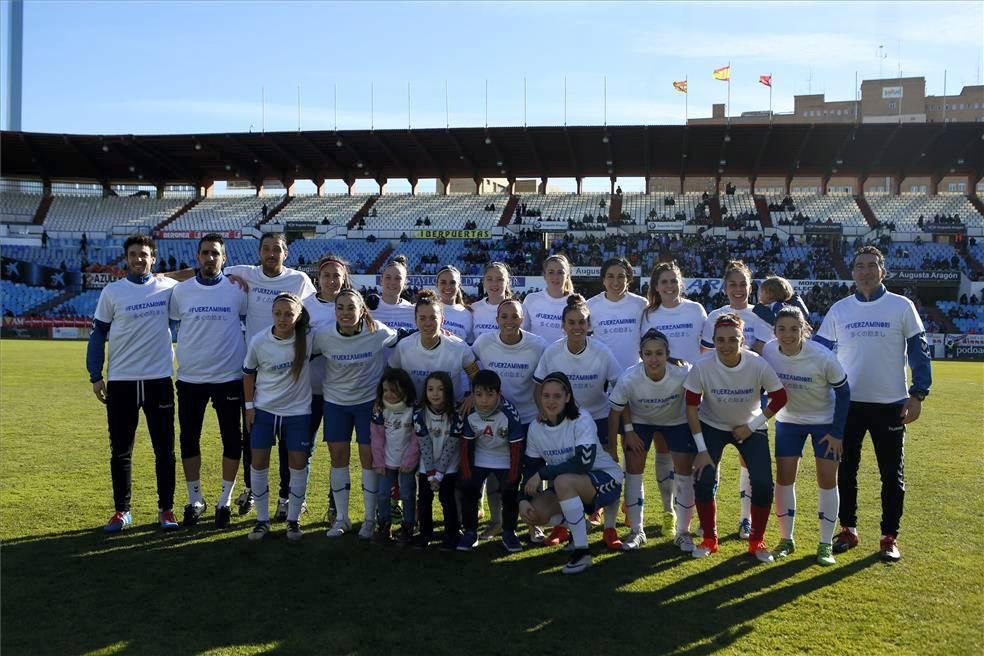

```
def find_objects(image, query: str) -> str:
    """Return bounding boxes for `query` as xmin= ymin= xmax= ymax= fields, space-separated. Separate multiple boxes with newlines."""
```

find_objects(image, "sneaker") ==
xmin=395 ymin=526 xmax=413 ymax=546
xmin=661 ymin=511 xmax=676 ymax=536
xmin=528 ymin=525 xmax=546 ymax=544
xmin=622 ymin=530 xmax=647 ymax=551
xmin=501 ymin=530 xmax=523 ymax=553
xmin=413 ymin=533 xmax=432 ymax=550
xmin=479 ymin=521 xmax=502 ymax=540
xmin=326 ymin=518 xmax=351 ymax=538
xmin=674 ymin=533 xmax=696 ymax=553
xmin=456 ymin=530 xmax=479 ymax=552
xmin=104 ymin=511 xmax=132 ymax=534
xmin=587 ymin=508 xmax=604 ymax=526
xmin=286 ymin=520 xmax=303 ymax=542
xmin=159 ymin=510 xmax=179 ymax=531
xmin=603 ymin=527 xmax=624 ymax=551
xmin=183 ymin=501 xmax=207 ymax=527
xmin=372 ymin=522 xmax=393 ymax=545
xmin=833 ymin=528 xmax=859 ymax=553
xmin=562 ymin=549 xmax=593 ymax=575
xmin=879 ymin=535 xmax=901 ymax=562
xmin=816 ymin=542 xmax=836 ymax=566
xmin=326 ymin=490 xmax=337 ymax=524
xmin=737 ymin=518 xmax=752 ymax=540
xmin=215 ymin=506 xmax=232 ymax=529
xmin=357 ymin=520 xmax=375 ymax=541
xmin=773 ymin=538 xmax=796 ymax=559
xmin=390 ymin=499 xmax=402 ymax=526
xmin=248 ymin=520 xmax=270 ymax=541
xmin=440 ymin=532 xmax=460 ymax=552
xmin=273 ymin=498 xmax=289 ymax=523
xmin=691 ymin=537 xmax=719 ymax=559
xmin=544 ymin=526 xmax=570 ymax=547
xmin=749 ymin=540 xmax=775 ymax=563
xmin=300 ymin=501 xmax=308 ymax=516
xmin=235 ymin=489 xmax=254 ymax=516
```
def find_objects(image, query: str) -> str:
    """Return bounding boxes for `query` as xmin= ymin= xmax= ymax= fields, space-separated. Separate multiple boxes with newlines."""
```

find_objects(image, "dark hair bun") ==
xmin=566 ymin=293 xmax=587 ymax=308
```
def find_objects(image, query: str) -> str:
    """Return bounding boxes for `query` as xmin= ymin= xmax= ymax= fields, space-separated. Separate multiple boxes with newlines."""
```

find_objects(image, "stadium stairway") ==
xmin=348 ymin=196 xmax=378 ymax=229
xmin=926 ymin=301 xmax=958 ymax=333
xmin=368 ymin=244 xmax=394 ymax=274
xmin=498 ymin=196 xmax=519 ymax=227
xmin=708 ymin=195 xmax=722 ymax=226
xmin=854 ymin=195 xmax=879 ymax=229
xmin=968 ymin=194 xmax=984 ymax=217
xmin=32 ymin=195 xmax=53 ymax=225
xmin=754 ymin=196 xmax=772 ymax=228
xmin=257 ymin=196 xmax=291 ymax=227
xmin=608 ymin=194 xmax=622 ymax=226
xmin=154 ymin=198 xmax=200 ymax=232
xmin=962 ymin=249 xmax=984 ymax=277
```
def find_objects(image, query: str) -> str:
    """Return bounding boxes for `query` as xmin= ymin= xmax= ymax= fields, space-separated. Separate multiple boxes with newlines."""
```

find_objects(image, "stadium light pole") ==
xmin=5 ymin=0 xmax=23 ymax=132
xmin=444 ymin=80 xmax=449 ymax=129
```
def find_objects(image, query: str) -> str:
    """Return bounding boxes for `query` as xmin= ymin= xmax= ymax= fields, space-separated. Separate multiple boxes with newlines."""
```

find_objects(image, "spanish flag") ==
xmin=713 ymin=65 xmax=731 ymax=81
xmin=673 ymin=80 xmax=688 ymax=93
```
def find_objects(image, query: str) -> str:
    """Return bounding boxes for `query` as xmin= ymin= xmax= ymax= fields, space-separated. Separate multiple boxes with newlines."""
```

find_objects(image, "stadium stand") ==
xmin=43 ymin=196 xmax=185 ymax=232
xmin=166 ymin=196 xmax=275 ymax=232
xmin=938 ymin=300 xmax=984 ymax=334
xmin=867 ymin=193 xmax=984 ymax=232
xmin=46 ymin=289 xmax=101 ymax=319
xmin=719 ymin=192 xmax=762 ymax=231
xmin=769 ymin=194 xmax=867 ymax=228
xmin=0 ymin=280 xmax=62 ymax=316
xmin=513 ymin=193 xmax=610 ymax=228
xmin=363 ymin=194 xmax=507 ymax=231
xmin=268 ymin=194 xmax=370 ymax=226
xmin=0 ymin=192 xmax=41 ymax=224
xmin=3 ymin=238 xmax=123 ymax=270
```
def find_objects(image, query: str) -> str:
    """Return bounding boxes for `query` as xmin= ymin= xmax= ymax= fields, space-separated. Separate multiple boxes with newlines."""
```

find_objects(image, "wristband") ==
xmin=623 ymin=423 xmax=634 ymax=433
xmin=749 ymin=414 xmax=768 ymax=431
xmin=434 ymin=471 xmax=444 ymax=482
xmin=244 ymin=401 xmax=255 ymax=410
xmin=692 ymin=431 xmax=707 ymax=453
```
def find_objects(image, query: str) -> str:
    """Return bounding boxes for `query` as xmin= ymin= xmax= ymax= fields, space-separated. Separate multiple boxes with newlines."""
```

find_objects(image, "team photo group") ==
xmin=87 ymin=230 xmax=931 ymax=575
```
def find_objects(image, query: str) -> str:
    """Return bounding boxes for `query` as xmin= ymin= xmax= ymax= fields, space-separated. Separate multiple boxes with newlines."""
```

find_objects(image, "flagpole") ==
xmin=943 ymin=69 xmax=947 ymax=123
xmin=727 ymin=61 xmax=731 ymax=124
xmin=685 ymin=76 xmax=688 ymax=124
xmin=769 ymin=72 xmax=773 ymax=125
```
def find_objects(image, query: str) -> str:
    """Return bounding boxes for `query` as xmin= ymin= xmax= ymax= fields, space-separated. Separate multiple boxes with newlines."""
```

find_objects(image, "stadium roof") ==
xmin=1 ymin=123 xmax=982 ymax=187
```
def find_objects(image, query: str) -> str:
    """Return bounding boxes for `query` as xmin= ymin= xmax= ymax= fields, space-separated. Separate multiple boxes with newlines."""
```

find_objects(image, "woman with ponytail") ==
xmin=523 ymin=253 xmax=574 ymax=344
xmin=471 ymin=262 xmax=515 ymax=341
xmin=640 ymin=261 xmax=707 ymax=365
xmin=436 ymin=264 xmax=473 ymax=343
xmin=370 ymin=255 xmax=416 ymax=332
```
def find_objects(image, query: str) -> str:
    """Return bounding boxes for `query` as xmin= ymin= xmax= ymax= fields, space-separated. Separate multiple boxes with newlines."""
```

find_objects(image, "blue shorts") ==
xmin=636 ymin=423 xmax=695 ymax=454
xmin=775 ymin=421 xmax=837 ymax=460
xmin=584 ymin=471 xmax=622 ymax=513
xmin=323 ymin=399 xmax=374 ymax=445
xmin=594 ymin=418 xmax=609 ymax=446
xmin=251 ymin=409 xmax=312 ymax=452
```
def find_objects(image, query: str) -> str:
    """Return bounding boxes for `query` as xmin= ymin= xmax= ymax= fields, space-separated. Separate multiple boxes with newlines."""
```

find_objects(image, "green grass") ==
xmin=1 ymin=340 xmax=982 ymax=655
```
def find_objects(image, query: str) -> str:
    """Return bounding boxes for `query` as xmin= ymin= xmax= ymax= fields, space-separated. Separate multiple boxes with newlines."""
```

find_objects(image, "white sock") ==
xmin=251 ymin=467 xmax=270 ymax=522
xmin=674 ymin=474 xmax=695 ymax=536
xmin=560 ymin=497 xmax=588 ymax=548
xmin=217 ymin=479 xmax=235 ymax=508
xmin=330 ymin=467 xmax=351 ymax=522
xmin=818 ymin=486 xmax=839 ymax=544
xmin=625 ymin=473 xmax=644 ymax=532
xmin=186 ymin=480 xmax=203 ymax=506
xmin=775 ymin=483 xmax=796 ymax=540
xmin=604 ymin=500 xmax=619 ymax=529
xmin=287 ymin=466 xmax=308 ymax=522
xmin=654 ymin=453 xmax=674 ymax=512
xmin=361 ymin=468 xmax=378 ymax=524
xmin=739 ymin=466 xmax=752 ymax=523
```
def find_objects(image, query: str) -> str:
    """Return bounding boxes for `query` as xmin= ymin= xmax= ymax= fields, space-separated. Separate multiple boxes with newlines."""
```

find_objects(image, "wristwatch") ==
xmin=910 ymin=391 xmax=927 ymax=402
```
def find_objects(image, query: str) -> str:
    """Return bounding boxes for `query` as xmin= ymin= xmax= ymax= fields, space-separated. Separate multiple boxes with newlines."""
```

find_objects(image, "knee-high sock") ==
xmin=287 ymin=466 xmax=308 ymax=522
xmin=217 ymin=479 xmax=236 ymax=509
xmin=251 ymin=467 xmax=270 ymax=522
xmin=775 ymin=483 xmax=796 ymax=540
xmin=625 ymin=473 xmax=644 ymax=532
xmin=673 ymin=474 xmax=695 ymax=536
xmin=560 ymin=497 xmax=588 ymax=548
xmin=739 ymin=466 xmax=752 ymax=523
xmin=818 ymin=486 xmax=839 ymax=545
xmin=604 ymin=499 xmax=619 ymax=529
xmin=186 ymin=480 xmax=203 ymax=506
xmin=331 ymin=467 xmax=351 ymax=522
xmin=695 ymin=498 xmax=717 ymax=541
xmin=654 ymin=453 xmax=674 ymax=512
xmin=361 ymin=468 xmax=378 ymax=524
xmin=750 ymin=503 xmax=771 ymax=544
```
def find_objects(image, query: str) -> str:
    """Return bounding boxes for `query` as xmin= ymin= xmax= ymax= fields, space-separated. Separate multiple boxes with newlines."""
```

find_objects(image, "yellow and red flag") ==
xmin=713 ymin=65 xmax=731 ymax=81
xmin=759 ymin=75 xmax=772 ymax=88
xmin=673 ymin=80 xmax=688 ymax=93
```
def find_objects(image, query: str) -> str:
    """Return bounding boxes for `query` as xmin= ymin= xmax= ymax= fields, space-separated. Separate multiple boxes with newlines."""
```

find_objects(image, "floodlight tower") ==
xmin=5 ymin=0 xmax=24 ymax=131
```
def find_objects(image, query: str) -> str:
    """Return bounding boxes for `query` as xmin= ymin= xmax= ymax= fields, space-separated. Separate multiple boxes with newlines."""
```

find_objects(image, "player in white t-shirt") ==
xmin=224 ymin=233 xmax=317 ymax=518
xmin=814 ymin=246 xmax=932 ymax=562
xmin=699 ymin=260 xmax=775 ymax=539
xmin=367 ymin=255 xmax=416 ymax=333
xmin=522 ymin=253 xmax=574 ymax=344
xmin=470 ymin=262 xmax=515 ymax=341
xmin=640 ymin=261 xmax=707 ymax=365
xmin=684 ymin=312 xmax=787 ymax=563
xmin=242 ymin=293 xmax=314 ymax=542
xmin=388 ymin=291 xmax=479 ymax=402
xmin=169 ymin=234 xmax=248 ymax=529
xmin=87 ymin=234 xmax=180 ymax=533
xmin=436 ymin=265 xmax=473 ymax=343
xmin=587 ymin=257 xmax=648 ymax=370
xmin=761 ymin=307 xmax=850 ymax=566
xmin=312 ymin=288 xmax=398 ymax=540
xmin=533 ymin=294 xmax=623 ymax=550
xmin=609 ymin=329 xmax=695 ymax=551
xmin=520 ymin=372 xmax=625 ymax=575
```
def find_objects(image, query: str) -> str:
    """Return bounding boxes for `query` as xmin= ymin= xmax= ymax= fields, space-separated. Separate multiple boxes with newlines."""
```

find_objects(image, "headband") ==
xmin=319 ymin=257 xmax=346 ymax=273
xmin=437 ymin=265 xmax=461 ymax=283
xmin=641 ymin=328 xmax=671 ymax=345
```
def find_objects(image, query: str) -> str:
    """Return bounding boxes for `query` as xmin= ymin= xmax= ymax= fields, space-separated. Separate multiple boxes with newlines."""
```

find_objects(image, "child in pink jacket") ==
xmin=370 ymin=367 xmax=419 ymax=544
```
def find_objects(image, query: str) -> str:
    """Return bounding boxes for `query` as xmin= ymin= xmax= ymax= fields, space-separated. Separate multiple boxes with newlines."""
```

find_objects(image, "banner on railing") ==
xmin=412 ymin=229 xmax=491 ymax=240
xmin=153 ymin=230 xmax=242 ymax=239
xmin=887 ymin=270 xmax=960 ymax=284
xmin=84 ymin=271 xmax=124 ymax=289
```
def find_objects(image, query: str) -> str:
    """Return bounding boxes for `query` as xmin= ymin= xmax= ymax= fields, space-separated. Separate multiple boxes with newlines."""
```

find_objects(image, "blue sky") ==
xmin=2 ymin=0 xmax=982 ymax=192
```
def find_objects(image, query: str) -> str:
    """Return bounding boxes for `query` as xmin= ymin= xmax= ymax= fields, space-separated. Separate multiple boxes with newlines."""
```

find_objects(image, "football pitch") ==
xmin=1 ymin=340 xmax=981 ymax=656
